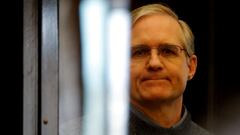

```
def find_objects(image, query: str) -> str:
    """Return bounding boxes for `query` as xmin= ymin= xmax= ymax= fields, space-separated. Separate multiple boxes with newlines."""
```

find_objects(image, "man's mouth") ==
xmin=141 ymin=76 xmax=169 ymax=82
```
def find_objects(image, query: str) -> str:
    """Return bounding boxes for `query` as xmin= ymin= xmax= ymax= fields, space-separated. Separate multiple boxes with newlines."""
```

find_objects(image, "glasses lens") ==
xmin=131 ymin=46 xmax=150 ymax=58
xmin=158 ymin=45 xmax=180 ymax=57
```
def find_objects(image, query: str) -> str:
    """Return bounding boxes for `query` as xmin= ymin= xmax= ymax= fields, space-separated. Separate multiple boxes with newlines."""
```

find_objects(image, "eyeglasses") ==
xmin=131 ymin=44 xmax=189 ymax=61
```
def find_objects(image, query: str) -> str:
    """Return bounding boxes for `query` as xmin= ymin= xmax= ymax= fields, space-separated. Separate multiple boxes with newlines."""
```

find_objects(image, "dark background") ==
xmin=131 ymin=0 xmax=240 ymax=134
xmin=5 ymin=0 xmax=22 ymax=134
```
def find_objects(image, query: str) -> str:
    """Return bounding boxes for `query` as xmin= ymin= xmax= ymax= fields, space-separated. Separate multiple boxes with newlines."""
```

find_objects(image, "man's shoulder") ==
xmin=188 ymin=121 xmax=214 ymax=135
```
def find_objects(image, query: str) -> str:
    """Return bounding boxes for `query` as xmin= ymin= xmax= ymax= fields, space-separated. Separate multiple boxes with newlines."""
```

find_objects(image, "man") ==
xmin=129 ymin=3 xmax=213 ymax=135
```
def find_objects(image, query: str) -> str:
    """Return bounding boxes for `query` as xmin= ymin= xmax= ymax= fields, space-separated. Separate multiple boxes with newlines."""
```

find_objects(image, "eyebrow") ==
xmin=131 ymin=44 xmax=149 ymax=50
xmin=131 ymin=43 xmax=181 ymax=49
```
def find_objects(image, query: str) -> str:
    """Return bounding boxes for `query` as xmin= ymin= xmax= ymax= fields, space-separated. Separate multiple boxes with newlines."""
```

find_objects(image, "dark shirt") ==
xmin=129 ymin=106 xmax=213 ymax=135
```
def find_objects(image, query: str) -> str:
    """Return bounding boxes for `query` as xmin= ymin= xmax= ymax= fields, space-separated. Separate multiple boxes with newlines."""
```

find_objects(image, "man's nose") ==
xmin=146 ymin=50 xmax=163 ymax=71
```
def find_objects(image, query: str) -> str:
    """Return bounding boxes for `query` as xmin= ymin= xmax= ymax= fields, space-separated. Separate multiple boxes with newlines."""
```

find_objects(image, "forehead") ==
xmin=131 ymin=14 xmax=183 ymax=47
xmin=133 ymin=13 xmax=179 ymax=26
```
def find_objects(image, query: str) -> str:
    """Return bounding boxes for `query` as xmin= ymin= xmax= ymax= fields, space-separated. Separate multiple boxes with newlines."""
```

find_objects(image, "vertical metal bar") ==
xmin=41 ymin=0 xmax=59 ymax=135
xmin=23 ymin=0 xmax=39 ymax=135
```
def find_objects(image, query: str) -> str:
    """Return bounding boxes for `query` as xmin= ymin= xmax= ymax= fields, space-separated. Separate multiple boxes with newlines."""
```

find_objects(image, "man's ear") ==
xmin=187 ymin=55 xmax=197 ymax=80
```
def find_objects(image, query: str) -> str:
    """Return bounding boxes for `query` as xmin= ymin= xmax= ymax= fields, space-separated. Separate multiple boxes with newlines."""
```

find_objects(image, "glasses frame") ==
xmin=131 ymin=44 xmax=190 ymax=61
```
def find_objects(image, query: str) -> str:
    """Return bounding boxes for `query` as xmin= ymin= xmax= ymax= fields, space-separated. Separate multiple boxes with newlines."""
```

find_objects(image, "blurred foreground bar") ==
xmin=79 ymin=0 xmax=130 ymax=135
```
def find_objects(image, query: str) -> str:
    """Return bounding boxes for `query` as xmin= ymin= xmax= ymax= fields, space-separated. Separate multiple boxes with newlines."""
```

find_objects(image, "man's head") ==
xmin=130 ymin=3 xmax=197 ymax=106
xmin=131 ymin=4 xmax=195 ymax=56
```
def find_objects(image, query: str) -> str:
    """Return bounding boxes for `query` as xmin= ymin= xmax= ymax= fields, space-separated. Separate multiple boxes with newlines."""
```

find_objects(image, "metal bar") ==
xmin=41 ymin=0 xmax=59 ymax=134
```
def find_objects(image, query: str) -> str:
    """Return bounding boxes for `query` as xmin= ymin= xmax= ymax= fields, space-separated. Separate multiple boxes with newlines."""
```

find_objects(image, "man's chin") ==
xmin=141 ymin=80 xmax=169 ymax=87
xmin=139 ymin=91 xmax=173 ymax=102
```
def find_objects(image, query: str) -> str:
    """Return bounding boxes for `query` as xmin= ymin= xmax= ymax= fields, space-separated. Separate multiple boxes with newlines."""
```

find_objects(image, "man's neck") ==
xmin=131 ymin=96 xmax=183 ymax=128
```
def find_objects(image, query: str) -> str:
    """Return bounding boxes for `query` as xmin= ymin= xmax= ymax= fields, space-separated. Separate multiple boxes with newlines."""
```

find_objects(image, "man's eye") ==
xmin=132 ymin=48 xmax=149 ymax=58
xmin=160 ymin=48 xmax=178 ymax=56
